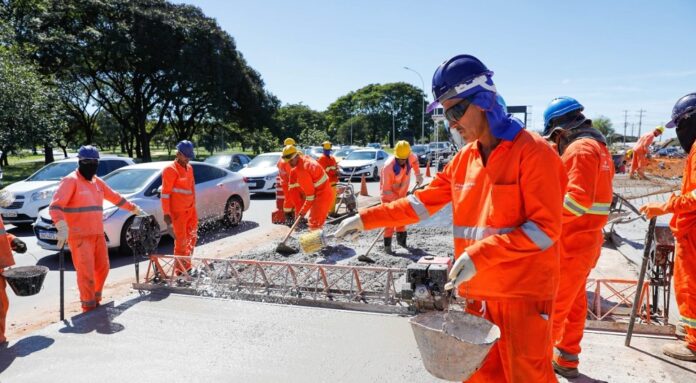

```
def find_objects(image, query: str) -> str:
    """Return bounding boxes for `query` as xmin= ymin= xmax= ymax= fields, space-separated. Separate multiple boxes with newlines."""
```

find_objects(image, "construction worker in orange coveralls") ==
xmin=0 ymin=190 xmax=27 ymax=344
xmin=316 ymin=141 xmax=339 ymax=216
xmin=283 ymin=145 xmax=335 ymax=230
xmin=334 ymin=54 xmax=567 ymax=382
xmin=50 ymin=146 xmax=144 ymax=312
xmin=277 ymin=138 xmax=304 ymax=224
xmin=630 ymin=125 xmax=664 ymax=179
xmin=162 ymin=140 xmax=197 ymax=273
xmin=640 ymin=92 xmax=696 ymax=362
xmin=380 ymin=140 xmax=423 ymax=253
xmin=542 ymin=97 xmax=615 ymax=378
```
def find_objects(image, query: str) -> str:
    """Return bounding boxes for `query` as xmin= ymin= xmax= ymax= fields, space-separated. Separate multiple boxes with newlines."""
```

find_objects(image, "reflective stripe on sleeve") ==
xmin=172 ymin=187 xmax=193 ymax=195
xmin=586 ymin=202 xmax=610 ymax=215
xmin=0 ymin=229 xmax=5 ymax=235
xmin=521 ymin=221 xmax=553 ymax=251
xmin=453 ymin=225 xmax=514 ymax=241
xmin=407 ymin=195 xmax=429 ymax=220
xmin=115 ymin=197 xmax=127 ymax=207
xmin=563 ymin=194 xmax=588 ymax=216
xmin=313 ymin=174 xmax=328 ymax=188
xmin=306 ymin=195 xmax=316 ymax=201
xmin=61 ymin=206 xmax=103 ymax=213
xmin=161 ymin=194 xmax=170 ymax=199
xmin=289 ymin=183 xmax=300 ymax=189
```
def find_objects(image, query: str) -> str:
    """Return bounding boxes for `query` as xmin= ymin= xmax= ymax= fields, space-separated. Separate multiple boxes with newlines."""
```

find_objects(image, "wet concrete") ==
xmin=0 ymin=293 xmax=446 ymax=383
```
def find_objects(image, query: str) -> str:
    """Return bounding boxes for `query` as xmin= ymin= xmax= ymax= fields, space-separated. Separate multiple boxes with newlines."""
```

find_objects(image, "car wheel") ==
xmin=371 ymin=166 xmax=380 ymax=181
xmin=224 ymin=196 xmax=243 ymax=227
xmin=118 ymin=216 xmax=135 ymax=256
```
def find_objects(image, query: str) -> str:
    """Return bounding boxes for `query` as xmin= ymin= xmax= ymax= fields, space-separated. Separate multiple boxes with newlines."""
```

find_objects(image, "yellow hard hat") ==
xmin=284 ymin=138 xmax=296 ymax=146
xmin=282 ymin=145 xmax=299 ymax=162
xmin=394 ymin=140 xmax=411 ymax=160
xmin=322 ymin=141 xmax=332 ymax=150
xmin=626 ymin=149 xmax=634 ymax=157
xmin=655 ymin=125 xmax=665 ymax=134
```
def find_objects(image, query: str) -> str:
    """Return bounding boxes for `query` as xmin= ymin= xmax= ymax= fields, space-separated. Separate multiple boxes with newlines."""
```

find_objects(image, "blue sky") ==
xmin=179 ymin=0 xmax=695 ymax=139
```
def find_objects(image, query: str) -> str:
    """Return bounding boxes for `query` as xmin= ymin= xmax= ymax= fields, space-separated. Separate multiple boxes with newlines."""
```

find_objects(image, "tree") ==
xmin=593 ymin=116 xmax=615 ymax=139
xmin=274 ymin=104 xmax=326 ymax=144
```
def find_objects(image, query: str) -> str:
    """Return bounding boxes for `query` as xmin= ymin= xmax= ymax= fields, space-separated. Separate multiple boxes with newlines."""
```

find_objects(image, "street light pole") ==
xmin=404 ymin=66 xmax=425 ymax=144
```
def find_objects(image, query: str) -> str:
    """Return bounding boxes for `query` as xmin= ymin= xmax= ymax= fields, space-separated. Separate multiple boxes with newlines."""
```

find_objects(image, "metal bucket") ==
xmin=410 ymin=310 xmax=500 ymax=381
xmin=2 ymin=266 xmax=49 ymax=297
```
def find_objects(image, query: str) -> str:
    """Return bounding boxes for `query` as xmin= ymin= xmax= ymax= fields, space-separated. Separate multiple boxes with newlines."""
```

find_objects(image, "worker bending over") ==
xmin=0 ymin=190 xmax=27 ymax=344
xmin=283 ymin=145 xmax=335 ymax=230
xmin=50 ymin=146 xmax=144 ymax=312
xmin=379 ymin=140 xmax=423 ymax=253
xmin=335 ymin=54 xmax=566 ymax=382
xmin=316 ymin=141 xmax=339 ymax=215
xmin=630 ymin=125 xmax=664 ymax=179
xmin=162 ymin=140 xmax=197 ymax=273
xmin=543 ymin=96 xmax=614 ymax=377
xmin=641 ymin=92 xmax=696 ymax=362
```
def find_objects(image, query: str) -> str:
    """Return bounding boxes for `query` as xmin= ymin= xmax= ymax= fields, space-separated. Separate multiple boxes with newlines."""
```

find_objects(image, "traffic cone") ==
xmin=425 ymin=160 xmax=431 ymax=177
xmin=360 ymin=175 xmax=369 ymax=196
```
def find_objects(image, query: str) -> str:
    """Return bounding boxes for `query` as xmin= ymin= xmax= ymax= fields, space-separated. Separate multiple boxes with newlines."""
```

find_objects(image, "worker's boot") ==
xmin=662 ymin=341 xmax=696 ymax=362
xmin=552 ymin=360 xmax=579 ymax=379
xmin=383 ymin=237 xmax=393 ymax=254
xmin=396 ymin=231 xmax=407 ymax=248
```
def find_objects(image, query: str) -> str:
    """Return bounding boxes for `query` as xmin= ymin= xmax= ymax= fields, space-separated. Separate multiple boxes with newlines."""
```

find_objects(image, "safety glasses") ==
xmin=444 ymin=99 xmax=472 ymax=123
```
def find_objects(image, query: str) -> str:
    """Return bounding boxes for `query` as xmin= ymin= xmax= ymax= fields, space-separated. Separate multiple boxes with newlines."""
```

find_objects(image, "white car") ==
xmin=33 ymin=161 xmax=250 ymax=254
xmin=237 ymin=152 xmax=280 ymax=194
xmin=338 ymin=149 xmax=389 ymax=181
xmin=1 ymin=157 xmax=134 ymax=226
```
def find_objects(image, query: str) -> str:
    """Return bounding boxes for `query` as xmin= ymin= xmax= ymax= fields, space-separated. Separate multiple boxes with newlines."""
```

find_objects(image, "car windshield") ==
xmin=346 ymin=151 xmax=376 ymax=160
xmin=412 ymin=145 xmax=428 ymax=154
xmin=102 ymin=168 xmax=159 ymax=194
xmin=334 ymin=149 xmax=353 ymax=157
xmin=247 ymin=154 xmax=280 ymax=168
xmin=26 ymin=162 xmax=77 ymax=181
xmin=204 ymin=155 xmax=231 ymax=166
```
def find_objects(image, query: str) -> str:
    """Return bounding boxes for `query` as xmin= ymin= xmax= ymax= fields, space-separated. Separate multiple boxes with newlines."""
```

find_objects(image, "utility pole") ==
xmin=637 ymin=109 xmax=646 ymax=137
xmin=631 ymin=123 xmax=635 ymax=138
xmin=623 ymin=110 xmax=628 ymax=145
xmin=403 ymin=66 xmax=426 ymax=144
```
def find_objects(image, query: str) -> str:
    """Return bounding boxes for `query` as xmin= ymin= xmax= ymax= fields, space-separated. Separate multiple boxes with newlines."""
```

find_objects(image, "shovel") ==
xmin=276 ymin=214 xmax=304 ymax=255
xmin=357 ymin=228 xmax=384 ymax=263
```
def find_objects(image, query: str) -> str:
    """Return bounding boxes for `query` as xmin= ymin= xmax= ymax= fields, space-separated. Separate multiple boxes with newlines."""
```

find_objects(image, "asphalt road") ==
xmin=3 ymin=177 xmax=386 ymax=336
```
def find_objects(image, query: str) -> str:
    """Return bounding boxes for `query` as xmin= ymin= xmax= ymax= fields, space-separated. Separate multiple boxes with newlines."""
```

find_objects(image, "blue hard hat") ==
xmin=666 ymin=93 xmax=696 ymax=129
xmin=77 ymin=145 xmax=100 ymax=160
xmin=429 ymin=54 xmax=496 ymax=111
xmin=543 ymin=97 xmax=584 ymax=133
xmin=176 ymin=140 xmax=195 ymax=159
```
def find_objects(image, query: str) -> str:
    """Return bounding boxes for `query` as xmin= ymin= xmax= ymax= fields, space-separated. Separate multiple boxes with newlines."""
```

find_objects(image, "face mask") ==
xmin=78 ymin=161 xmax=99 ymax=180
xmin=676 ymin=115 xmax=696 ymax=154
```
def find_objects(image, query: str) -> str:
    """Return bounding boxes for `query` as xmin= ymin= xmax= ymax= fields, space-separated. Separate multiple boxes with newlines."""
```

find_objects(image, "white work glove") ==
xmin=132 ymin=205 xmax=146 ymax=216
xmin=416 ymin=174 xmax=424 ymax=185
xmin=55 ymin=220 xmax=68 ymax=249
xmin=445 ymin=252 xmax=477 ymax=291
xmin=332 ymin=215 xmax=364 ymax=239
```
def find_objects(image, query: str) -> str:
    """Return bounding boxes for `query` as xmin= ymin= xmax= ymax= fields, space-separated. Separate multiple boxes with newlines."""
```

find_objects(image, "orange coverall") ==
xmin=552 ymin=138 xmax=614 ymax=370
xmin=290 ymin=156 xmax=335 ymax=230
xmin=49 ymin=171 xmax=136 ymax=312
xmin=317 ymin=154 xmax=339 ymax=214
xmin=663 ymin=145 xmax=696 ymax=351
xmin=631 ymin=131 xmax=655 ymax=176
xmin=361 ymin=130 xmax=567 ymax=383
xmin=277 ymin=159 xmax=303 ymax=214
xmin=379 ymin=154 xmax=419 ymax=238
xmin=0 ymin=216 xmax=16 ymax=343
xmin=161 ymin=161 xmax=198 ymax=272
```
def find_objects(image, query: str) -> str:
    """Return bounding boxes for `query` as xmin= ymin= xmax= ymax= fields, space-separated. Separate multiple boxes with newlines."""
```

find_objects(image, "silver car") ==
xmin=33 ymin=161 xmax=250 ymax=254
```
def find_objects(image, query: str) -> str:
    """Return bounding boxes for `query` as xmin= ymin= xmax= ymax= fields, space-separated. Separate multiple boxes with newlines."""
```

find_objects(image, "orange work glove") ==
xmin=639 ymin=202 xmax=669 ymax=219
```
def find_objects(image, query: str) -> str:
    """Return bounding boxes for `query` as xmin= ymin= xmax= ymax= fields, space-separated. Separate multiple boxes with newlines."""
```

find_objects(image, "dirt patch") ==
xmin=643 ymin=157 xmax=685 ymax=178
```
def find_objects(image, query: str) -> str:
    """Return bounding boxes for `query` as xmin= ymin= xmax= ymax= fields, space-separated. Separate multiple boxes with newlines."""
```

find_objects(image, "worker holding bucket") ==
xmin=334 ymin=54 xmax=567 ymax=382
xmin=0 ymin=190 xmax=28 ymax=344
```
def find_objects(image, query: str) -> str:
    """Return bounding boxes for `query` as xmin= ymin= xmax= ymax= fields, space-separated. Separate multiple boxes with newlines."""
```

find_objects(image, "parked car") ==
xmin=237 ymin=152 xmax=281 ymax=194
xmin=333 ymin=148 xmax=356 ymax=163
xmin=33 ymin=161 xmax=250 ymax=254
xmin=1 ymin=156 xmax=134 ymax=226
xmin=367 ymin=143 xmax=382 ymax=149
xmin=338 ymin=149 xmax=388 ymax=181
xmin=306 ymin=146 xmax=324 ymax=160
xmin=428 ymin=141 xmax=454 ymax=160
xmin=204 ymin=153 xmax=252 ymax=172
xmin=411 ymin=144 xmax=431 ymax=167
xmin=656 ymin=147 xmax=685 ymax=158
